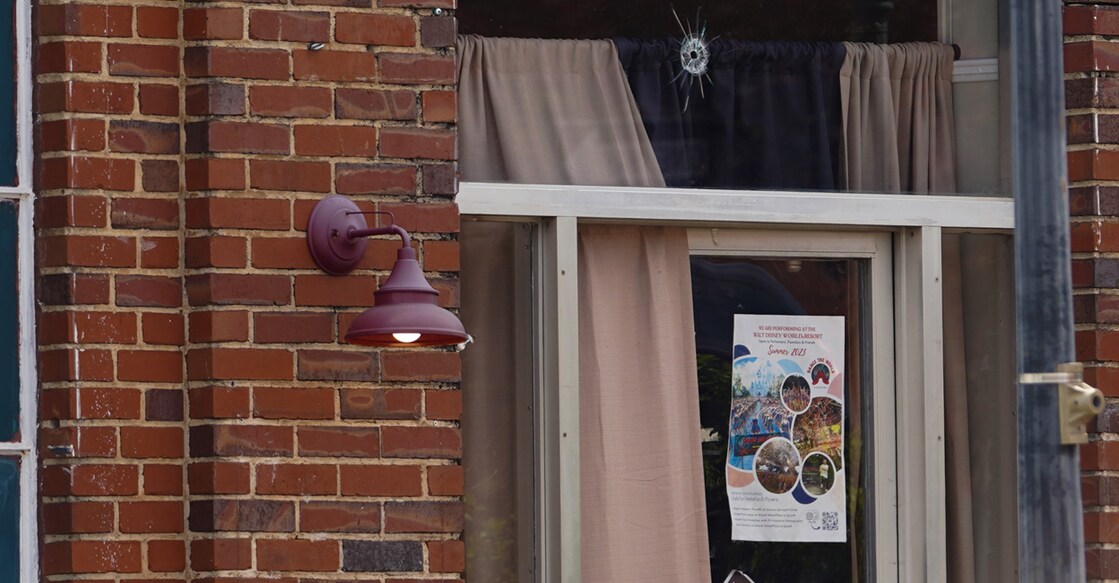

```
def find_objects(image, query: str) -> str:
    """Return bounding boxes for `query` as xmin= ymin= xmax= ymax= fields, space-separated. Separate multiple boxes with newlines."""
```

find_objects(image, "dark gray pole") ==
xmin=1011 ymin=0 xmax=1083 ymax=580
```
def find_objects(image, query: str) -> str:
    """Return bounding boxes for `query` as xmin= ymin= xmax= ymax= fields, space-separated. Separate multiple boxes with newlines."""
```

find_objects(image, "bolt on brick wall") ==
xmin=35 ymin=0 xmax=464 ymax=578
xmin=1066 ymin=3 xmax=1119 ymax=580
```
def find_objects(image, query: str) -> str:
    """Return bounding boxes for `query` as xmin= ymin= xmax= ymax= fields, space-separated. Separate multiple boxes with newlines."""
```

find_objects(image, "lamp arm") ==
xmin=345 ymin=224 xmax=412 ymax=249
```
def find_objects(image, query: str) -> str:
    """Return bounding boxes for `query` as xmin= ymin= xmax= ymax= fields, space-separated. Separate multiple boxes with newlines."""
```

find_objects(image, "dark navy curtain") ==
xmin=613 ymin=39 xmax=846 ymax=190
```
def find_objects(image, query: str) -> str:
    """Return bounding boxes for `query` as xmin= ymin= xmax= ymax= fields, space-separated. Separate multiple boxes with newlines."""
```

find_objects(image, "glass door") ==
xmin=688 ymin=228 xmax=896 ymax=583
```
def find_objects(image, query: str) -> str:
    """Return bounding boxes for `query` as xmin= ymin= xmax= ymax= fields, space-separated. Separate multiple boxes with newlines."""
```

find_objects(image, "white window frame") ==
xmin=0 ymin=0 xmax=38 ymax=576
xmin=459 ymin=181 xmax=1014 ymax=583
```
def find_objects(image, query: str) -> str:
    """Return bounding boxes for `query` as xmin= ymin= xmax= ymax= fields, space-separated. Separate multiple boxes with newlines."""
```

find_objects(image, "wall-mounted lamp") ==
xmin=306 ymin=195 xmax=468 ymax=348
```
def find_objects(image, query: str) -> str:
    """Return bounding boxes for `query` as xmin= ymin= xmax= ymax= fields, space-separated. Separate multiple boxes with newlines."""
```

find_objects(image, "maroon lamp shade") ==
xmin=307 ymin=195 xmax=469 ymax=348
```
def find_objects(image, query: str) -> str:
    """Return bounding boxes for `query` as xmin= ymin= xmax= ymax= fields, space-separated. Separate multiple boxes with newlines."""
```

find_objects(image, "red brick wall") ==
xmin=33 ymin=0 xmax=463 ymax=578
xmin=1067 ymin=3 xmax=1119 ymax=580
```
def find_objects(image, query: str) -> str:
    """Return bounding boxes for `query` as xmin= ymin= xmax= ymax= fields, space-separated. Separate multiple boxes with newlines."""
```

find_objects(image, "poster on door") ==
xmin=726 ymin=314 xmax=846 ymax=543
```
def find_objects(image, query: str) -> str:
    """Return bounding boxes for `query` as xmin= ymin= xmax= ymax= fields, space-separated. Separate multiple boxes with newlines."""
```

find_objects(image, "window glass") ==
xmin=458 ymin=0 xmax=1005 ymax=197
xmin=0 ymin=457 xmax=18 ymax=582
xmin=0 ymin=200 xmax=17 ymax=441
xmin=0 ymin=0 xmax=15 ymax=186
xmin=692 ymin=256 xmax=870 ymax=582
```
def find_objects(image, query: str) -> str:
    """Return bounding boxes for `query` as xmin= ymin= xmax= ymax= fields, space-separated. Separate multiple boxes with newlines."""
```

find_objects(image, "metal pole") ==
xmin=1011 ymin=0 xmax=1083 ymax=579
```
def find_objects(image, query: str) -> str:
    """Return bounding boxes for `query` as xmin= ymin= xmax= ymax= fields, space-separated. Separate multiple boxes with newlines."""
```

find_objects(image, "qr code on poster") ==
xmin=822 ymin=512 xmax=840 ymax=531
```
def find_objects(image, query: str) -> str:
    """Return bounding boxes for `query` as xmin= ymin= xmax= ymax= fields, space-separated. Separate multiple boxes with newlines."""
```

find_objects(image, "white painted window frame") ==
xmin=459 ymin=181 xmax=1014 ymax=583
xmin=0 ymin=0 xmax=38 ymax=576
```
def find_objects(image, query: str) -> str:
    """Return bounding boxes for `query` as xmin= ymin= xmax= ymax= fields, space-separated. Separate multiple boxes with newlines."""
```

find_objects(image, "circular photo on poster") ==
xmin=754 ymin=437 xmax=801 ymax=494
xmin=780 ymin=374 xmax=811 ymax=414
xmin=801 ymin=452 xmax=837 ymax=496
xmin=792 ymin=396 xmax=843 ymax=471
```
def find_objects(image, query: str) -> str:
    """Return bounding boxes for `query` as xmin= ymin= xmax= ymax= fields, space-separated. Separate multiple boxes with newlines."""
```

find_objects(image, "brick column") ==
xmin=179 ymin=0 xmax=464 ymax=579
xmin=34 ymin=0 xmax=188 ymax=579
xmin=1066 ymin=3 xmax=1119 ymax=580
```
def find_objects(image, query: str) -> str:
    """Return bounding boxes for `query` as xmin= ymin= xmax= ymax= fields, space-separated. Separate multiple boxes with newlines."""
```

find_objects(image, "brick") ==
xmin=301 ymin=501 xmax=380 ymax=533
xmin=428 ymin=540 xmax=465 ymax=573
xmin=251 ymin=237 xmax=321 ymax=269
xmin=422 ymin=90 xmax=455 ymax=123
xmin=42 ymin=541 xmax=141 ymax=575
xmin=380 ymin=202 xmax=459 ymax=232
xmin=139 ymin=83 xmax=179 ymax=117
xmin=141 ymin=235 xmax=178 ymax=268
xmin=110 ymin=120 xmax=180 ymax=154
xmin=148 ymin=540 xmax=187 ymax=572
xmin=336 ymin=88 xmax=416 ymax=120
xmin=342 ymin=541 xmax=422 ymax=572
xmin=298 ymin=426 xmax=379 ymax=457
xmin=189 ymin=499 xmax=295 ymax=532
xmin=294 ymin=49 xmax=376 ymax=82
xmin=250 ymin=159 xmax=331 ymax=192
xmin=38 ymin=156 xmax=135 ymax=191
xmin=256 ymin=463 xmax=337 ymax=495
xmin=381 ymin=426 xmax=461 ymax=458
xmin=296 ymin=0 xmax=369 ymax=7
xmin=41 ymin=464 xmax=138 ymax=497
xmin=112 ymin=197 xmax=179 ymax=230
xmin=186 ymin=273 xmax=291 ymax=306
xmin=426 ymin=389 xmax=462 ymax=420
xmin=38 ymin=41 xmax=102 ymax=73
xmin=188 ymin=461 xmax=251 ymax=494
xmin=184 ymin=158 xmax=246 ymax=191
xmin=186 ymin=236 xmax=247 ymax=268
xmin=108 ymin=44 xmax=181 ymax=77
xmin=191 ymin=538 xmax=252 ymax=571
xmin=378 ymin=53 xmax=455 ymax=85
xmin=384 ymin=501 xmax=463 ymax=533
xmin=120 ymin=501 xmax=184 ymax=533
xmin=251 ymin=85 xmax=331 ymax=118
xmin=117 ymin=350 xmax=183 ymax=383
xmin=40 ymin=309 xmax=136 ymax=345
xmin=335 ymin=13 xmax=415 ymax=46
xmin=187 ymin=347 xmax=294 ymax=380
xmin=189 ymin=386 xmax=251 ymax=419
xmin=428 ymin=464 xmax=463 ymax=495
xmin=183 ymin=7 xmax=243 ymax=40
xmin=187 ymin=120 xmax=290 ymax=155
xmin=43 ymin=502 xmax=113 ymax=534
xmin=255 ymin=312 xmax=333 ymax=342
xmin=336 ymin=163 xmax=416 ymax=195
xmin=188 ymin=310 xmax=249 ymax=342
xmin=298 ymin=349 xmax=379 ymax=381
xmin=257 ymin=540 xmax=339 ymax=572
xmin=37 ymin=195 xmax=107 ymax=228
xmin=254 ymin=387 xmax=334 ymax=419
xmin=379 ymin=0 xmax=453 ymax=6
xmin=382 ymin=351 xmax=460 ymax=382
xmin=423 ymin=240 xmax=459 ymax=271
xmin=185 ymin=46 xmax=289 ymax=80
xmin=341 ymin=388 xmax=420 ymax=419
xmin=39 ymin=235 xmax=135 ymax=267
xmin=250 ymin=10 xmax=330 ymax=42
xmin=142 ymin=313 xmax=185 ymax=346
xmin=38 ymin=81 xmax=133 ymax=114
xmin=116 ymin=275 xmax=182 ymax=308
xmin=191 ymin=424 xmax=294 ymax=457
xmin=40 ymin=426 xmax=116 ymax=457
xmin=294 ymin=125 xmax=378 ymax=157
xmin=37 ymin=4 xmax=132 ymax=37
xmin=185 ymin=82 xmax=246 ymax=116
xmin=420 ymin=16 xmax=455 ymax=48
xmin=295 ymin=274 xmax=376 ymax=306
xmin=121 ymin=426 xmax=184 ymax=458
xmin=137 ymin=6 xmax=179 ymax=38
xmin=38 ymin=119 xmax=105 ymax=152
xmin=341 ymin=465 xmax=421 ymax=496
xmin=145 ymin=388 xmax=185 ymax=421
xmin=142 ymin=159 xmax=180 ymax=192
xmin=422 ymin=162 xmax=457 ymax=196
xmin=380 ymin=127 xmax=455 ymax=160
xmin=144 ymin=463 xmax=184 ymax=495
xmin=38 ymin=349 xmax=113 ymax=382
xmin=70 ymin=387 xmax=142 ymax=418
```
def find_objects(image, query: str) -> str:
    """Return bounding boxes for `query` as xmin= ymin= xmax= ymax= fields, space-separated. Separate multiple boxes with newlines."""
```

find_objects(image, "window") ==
xmin=455 ymin=0 xmax=1015 ymax=580
xmin=0 ymin=0 xmax=36 ymax=576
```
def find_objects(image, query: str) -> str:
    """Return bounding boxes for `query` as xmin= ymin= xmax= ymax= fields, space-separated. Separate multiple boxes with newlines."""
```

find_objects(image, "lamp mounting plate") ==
xmin=307 ymin=195 xmax=369 ymax=275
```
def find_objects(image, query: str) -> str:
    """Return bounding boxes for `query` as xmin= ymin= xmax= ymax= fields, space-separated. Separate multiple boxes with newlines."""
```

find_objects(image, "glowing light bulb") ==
xmin=393 ymin=332 xmax=421 ymax=343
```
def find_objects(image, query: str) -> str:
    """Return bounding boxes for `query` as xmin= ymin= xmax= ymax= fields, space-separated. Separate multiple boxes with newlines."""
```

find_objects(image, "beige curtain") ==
xmin=458 ymin=35 xmax=710 ymax=582
xmin=840 ymin=42 xmax=1016 ymax=582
